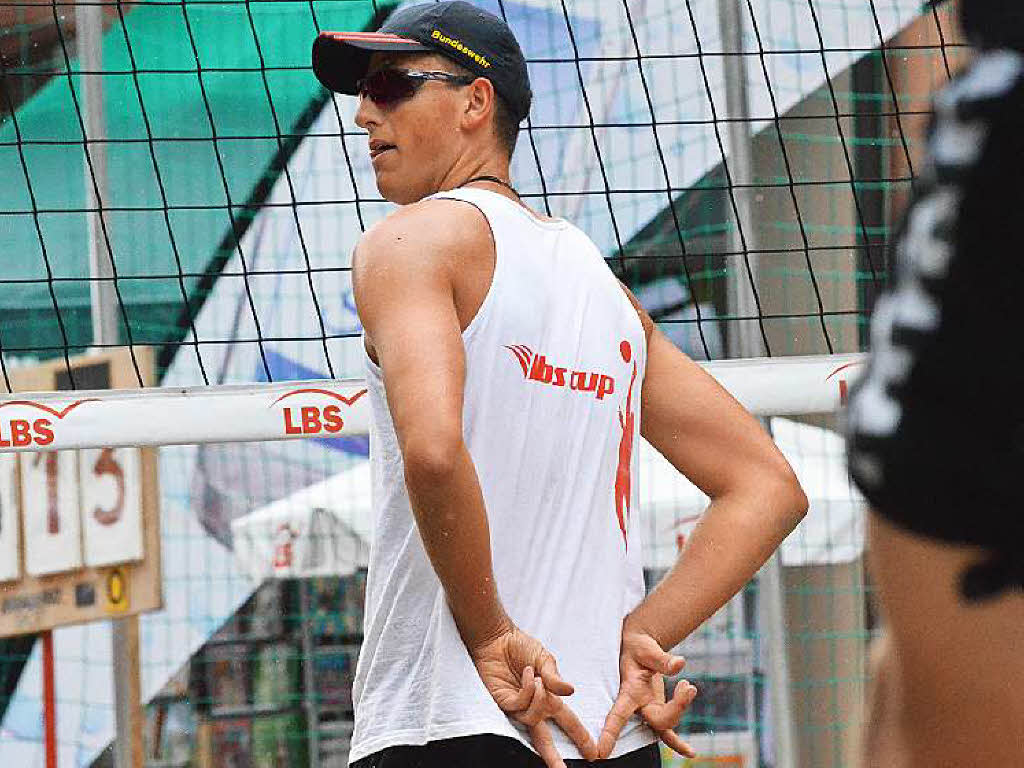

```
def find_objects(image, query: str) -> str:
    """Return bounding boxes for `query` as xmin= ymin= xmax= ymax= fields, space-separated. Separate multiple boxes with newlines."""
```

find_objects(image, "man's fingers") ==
xmin=515 ymin=676 xmax=549 ymax=727
xmin=633 ymin=636 xmax=686 ymax=676
xmin=505 ymin=666 xmax=536 ymax=713
xmin=643 ymin=682 xmax=698 ymax=758
xmin=551 ymin=699 xmax=598 ymax=761
xmin=641 ymin=682 xmax=697 ymax=731
xmin=597 ymin=690 xmax=638 ymax=759
xmin=529 ymin=720 xmax=566 ymax=768
xmin=537 ymin=656 xmax=574 ymax=697
xmin=658 ymin=728 xmax=697 ymax=759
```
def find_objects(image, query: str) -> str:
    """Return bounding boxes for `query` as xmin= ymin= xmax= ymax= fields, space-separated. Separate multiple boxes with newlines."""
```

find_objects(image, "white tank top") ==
xmin=350 ymin=188 xmax=652 ymax=764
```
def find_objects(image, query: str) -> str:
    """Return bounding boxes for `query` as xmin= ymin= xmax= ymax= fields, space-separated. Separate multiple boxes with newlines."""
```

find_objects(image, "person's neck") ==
xmin=437 ymin=156 xmax=517 ymax=204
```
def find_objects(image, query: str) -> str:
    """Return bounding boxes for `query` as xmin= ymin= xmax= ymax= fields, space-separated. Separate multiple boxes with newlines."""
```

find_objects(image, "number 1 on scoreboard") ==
xmin=21 ymin=451 xmax=82 ymax=576
xmin=0 ymin=453 xmax=19 ymax=583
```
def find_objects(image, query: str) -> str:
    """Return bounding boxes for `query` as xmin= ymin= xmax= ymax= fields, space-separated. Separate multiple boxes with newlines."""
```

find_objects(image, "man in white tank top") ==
xmin=312 ymin=4 xmax=808 ymax=767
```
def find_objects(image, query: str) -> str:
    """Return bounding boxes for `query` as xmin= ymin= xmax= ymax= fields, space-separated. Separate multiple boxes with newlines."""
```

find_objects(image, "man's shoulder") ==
xmin=356 ymin=197 xmax=492 ymax=268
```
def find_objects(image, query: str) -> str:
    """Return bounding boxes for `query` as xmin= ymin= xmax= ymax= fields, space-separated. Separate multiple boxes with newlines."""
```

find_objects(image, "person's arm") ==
xmin=598 ymin=292 xmax=807 ymax=757
xmin=353 ymin=200 xmax=509 ymax=651
xmin=615 ymin=286 xmax=808 ymax=648
xmin=862 ymin=631 xmax=911 ymax=768
xmin=864 ymin=512 xmax=1024 ymax=767
xmin=353 ymin=200 xmax=596 ymax=766
xmin=629 ymin=323 xmax=808 ymax=647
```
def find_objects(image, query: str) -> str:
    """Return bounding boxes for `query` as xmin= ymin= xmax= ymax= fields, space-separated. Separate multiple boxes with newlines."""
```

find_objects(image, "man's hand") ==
xmin=597 ymin=618 xmax=698 ymax=760
xmin=470 ymin=625 xmax=598 ymax=768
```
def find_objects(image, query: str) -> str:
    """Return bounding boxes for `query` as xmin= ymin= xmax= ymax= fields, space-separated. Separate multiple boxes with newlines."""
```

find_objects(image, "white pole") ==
xmin=759 ymin=547 xmax=798 ymax=768
xmin=0 ymin=356 xmax=861 ymax=452
xmin=74 ymin=5 xmax=137 ymax=768
xmin=717 ymin=0 xmax=760 ymax=358
xmin=76 ymin=3 xmax=117 ymax=348
xmin=715 ymin=1 xmax=798 ymax=767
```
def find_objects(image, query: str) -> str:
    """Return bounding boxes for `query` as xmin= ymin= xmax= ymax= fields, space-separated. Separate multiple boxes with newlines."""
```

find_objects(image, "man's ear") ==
xmin=463 ymin=77 xmax=497 ymax=132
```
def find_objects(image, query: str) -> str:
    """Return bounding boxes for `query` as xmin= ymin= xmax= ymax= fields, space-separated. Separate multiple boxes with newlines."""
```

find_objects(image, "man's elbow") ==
xmin=763 ymin=461 xmax=809 ymax=528
xmin=401 ymin=431 xmax=464 ymax=485
xmin=781 ymin=470 xmax=809 ymax=525
xmin=719 ymin=459 xmax=806 ymax=532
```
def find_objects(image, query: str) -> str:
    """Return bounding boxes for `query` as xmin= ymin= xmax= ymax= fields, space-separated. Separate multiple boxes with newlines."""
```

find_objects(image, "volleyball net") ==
xmin=0 ymin=0 xmax=964 ymax=765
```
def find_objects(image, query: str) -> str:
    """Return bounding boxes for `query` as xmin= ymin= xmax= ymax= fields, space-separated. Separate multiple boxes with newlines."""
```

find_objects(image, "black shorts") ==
xmin=350 ymin=734 xmax=661 ymax=768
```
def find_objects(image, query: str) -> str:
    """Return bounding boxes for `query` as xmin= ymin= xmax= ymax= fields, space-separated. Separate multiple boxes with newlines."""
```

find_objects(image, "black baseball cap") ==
xmin=312 ymin=1 xmax=532 ymax=122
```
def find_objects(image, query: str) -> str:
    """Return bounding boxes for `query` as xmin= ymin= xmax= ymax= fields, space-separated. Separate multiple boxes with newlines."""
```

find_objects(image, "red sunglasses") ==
xmin=356 ymin=69 xmax=476 ymax=107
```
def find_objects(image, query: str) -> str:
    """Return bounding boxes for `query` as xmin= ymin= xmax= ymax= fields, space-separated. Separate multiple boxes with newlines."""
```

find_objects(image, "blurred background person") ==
xmin=846 ymin=2 xmax=1024 ymax=766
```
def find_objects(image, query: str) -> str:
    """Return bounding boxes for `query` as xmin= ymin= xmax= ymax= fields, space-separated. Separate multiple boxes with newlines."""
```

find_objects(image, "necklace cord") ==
xmin=461 ymin=175 xmax=520 ymax=199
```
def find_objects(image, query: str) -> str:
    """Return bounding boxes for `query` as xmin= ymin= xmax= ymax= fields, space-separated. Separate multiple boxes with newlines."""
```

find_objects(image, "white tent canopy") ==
xmin=232 ymin=418 xmax=863 ymax=579
xmin=231 ymin=464 xmax=373 ymax=580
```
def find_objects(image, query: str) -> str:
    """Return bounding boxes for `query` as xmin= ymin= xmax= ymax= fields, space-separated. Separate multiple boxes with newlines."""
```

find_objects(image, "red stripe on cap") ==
xmin=323 ymin=31 xmax=422 ymax=44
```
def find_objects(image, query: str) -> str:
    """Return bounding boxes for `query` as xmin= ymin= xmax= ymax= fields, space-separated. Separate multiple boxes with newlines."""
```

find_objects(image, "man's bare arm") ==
xmin=625 ymin=297 xmax=808 ymax=649
xmin=861 ymin=631 xmax=911 ymax=768
xmin=597 ymin=287 xmax=807 ymax=757
xmin=866 ymin=513 xmax=1024 ymax=767
xmin=353 ymin=200 xmax=511 ymax=650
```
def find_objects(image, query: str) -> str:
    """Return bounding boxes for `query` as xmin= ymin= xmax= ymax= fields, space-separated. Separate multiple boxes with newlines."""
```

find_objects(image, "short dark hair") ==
xmin=492 ymin=94 xmax=521 ymax=159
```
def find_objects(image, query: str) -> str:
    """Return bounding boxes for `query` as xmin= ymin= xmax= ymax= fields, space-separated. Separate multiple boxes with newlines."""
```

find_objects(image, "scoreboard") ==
xmin=0 ymin=348 xmax=161 ymax=639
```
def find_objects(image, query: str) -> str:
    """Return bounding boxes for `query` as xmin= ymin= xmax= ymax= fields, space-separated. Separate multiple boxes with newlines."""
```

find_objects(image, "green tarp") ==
xmin=0 ymin=0 xmax=391 ymax=728
xmin=0 ymin=1 xmax=388 ymax=358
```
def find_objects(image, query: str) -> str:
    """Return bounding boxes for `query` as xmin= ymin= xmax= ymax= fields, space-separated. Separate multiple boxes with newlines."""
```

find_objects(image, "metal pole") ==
xmin=300 ymin=580 xmax=320 ymax=768
xmin=715 ymin=1 xmax=798 ymax=767
xmin=717 ymin=0 xmax=760 ymax=360
xmin=75 ymin=5 xmax=138 ymax=768
xmin=76 ymin=3 xmax=117 ymax=348
xmin=759 ymin=548 xmax=797 ymax=768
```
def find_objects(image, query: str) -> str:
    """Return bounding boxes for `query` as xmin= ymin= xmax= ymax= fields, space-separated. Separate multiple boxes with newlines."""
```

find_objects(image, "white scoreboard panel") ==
xmin=81 ymin=447 xmax=144 ymax=567
xmin=20 ymin=451 xmax=83 ymax=576
xmin=0 ymin=453 xmax=18 ymax=583
xmin=12 ymin=447 xmax=145 ymax=576
xmin=0 ymin=349 xmax=161 ymax=639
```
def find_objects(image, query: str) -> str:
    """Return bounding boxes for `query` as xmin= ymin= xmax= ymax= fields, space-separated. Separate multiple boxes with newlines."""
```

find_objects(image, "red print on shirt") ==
xmin=504 ymin=344 xmax=616 ymax=399
xmin=615 ymin=340 xmax=637 ymax=549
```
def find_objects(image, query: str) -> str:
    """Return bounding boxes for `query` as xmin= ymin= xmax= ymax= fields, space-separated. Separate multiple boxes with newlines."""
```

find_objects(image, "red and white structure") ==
xmin=0 ymin=354 xmax=862 ymax=453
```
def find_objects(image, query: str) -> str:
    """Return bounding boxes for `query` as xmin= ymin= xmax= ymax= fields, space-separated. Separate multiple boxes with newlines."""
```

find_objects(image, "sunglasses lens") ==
xmin=359 ymin=70 xmax=417 ymax=105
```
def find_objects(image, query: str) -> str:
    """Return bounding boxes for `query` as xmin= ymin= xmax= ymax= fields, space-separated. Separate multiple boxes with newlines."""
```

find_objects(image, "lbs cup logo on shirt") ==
xmin=505 ymin=340 xmax=638 ymax=549
xmin=504 ymin=344 xmax=616 ymax=400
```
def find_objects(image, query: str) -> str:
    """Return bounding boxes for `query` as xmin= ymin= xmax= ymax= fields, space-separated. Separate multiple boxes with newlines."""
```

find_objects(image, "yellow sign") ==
xmin=105 ymin=568 xmax=129 ymax=614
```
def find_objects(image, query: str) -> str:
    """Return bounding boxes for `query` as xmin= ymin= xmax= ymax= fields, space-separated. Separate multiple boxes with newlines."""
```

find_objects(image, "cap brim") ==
xmin=312 ymin=31 xmax=430 ymax=95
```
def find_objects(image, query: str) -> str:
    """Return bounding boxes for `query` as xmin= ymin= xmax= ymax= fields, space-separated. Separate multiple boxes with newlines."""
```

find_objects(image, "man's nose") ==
xmin=354 ymin=94 xmax=379 ymax=131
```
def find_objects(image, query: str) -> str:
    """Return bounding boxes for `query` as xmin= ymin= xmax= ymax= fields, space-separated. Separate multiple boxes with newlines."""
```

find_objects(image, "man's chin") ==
xmin=376 ymin=177 xmax=429 ymax=206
